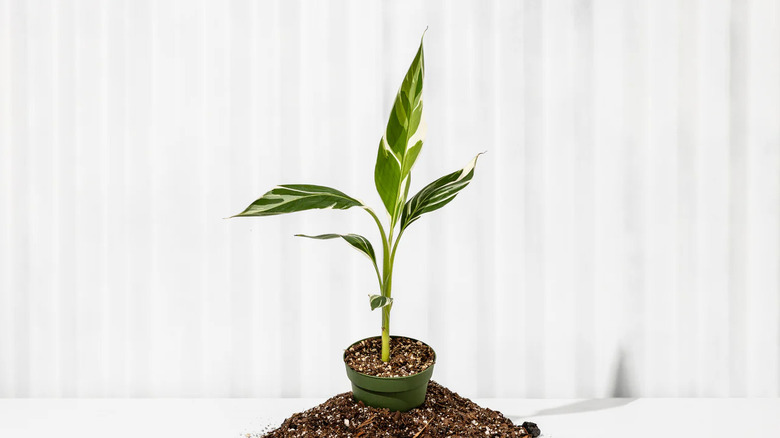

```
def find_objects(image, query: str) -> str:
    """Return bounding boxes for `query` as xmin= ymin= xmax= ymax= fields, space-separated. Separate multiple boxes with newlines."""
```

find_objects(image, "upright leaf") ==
xmin=232 ymin=184 xmax=364 ymax=217
xmin=295 ymin=233 xmax=379 ymax=274
xmin=401 ymin=153 xmax=484 ymax=231
xmin=375 ymin=35 xmax=427 ymax=222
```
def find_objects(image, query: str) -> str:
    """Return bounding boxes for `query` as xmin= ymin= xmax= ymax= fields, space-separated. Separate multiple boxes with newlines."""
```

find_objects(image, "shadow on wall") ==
xmin=611 ymin=346 xmax=634 ymax=397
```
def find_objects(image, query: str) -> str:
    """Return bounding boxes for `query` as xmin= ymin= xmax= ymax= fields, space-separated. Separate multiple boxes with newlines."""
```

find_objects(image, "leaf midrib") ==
xmin=279 ymin=185 xmax=359 ymax=204
xmin=391 ymin=83 xmax=416 ymax=227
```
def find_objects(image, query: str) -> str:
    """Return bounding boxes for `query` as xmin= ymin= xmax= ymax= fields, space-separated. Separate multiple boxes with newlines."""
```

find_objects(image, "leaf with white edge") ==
xmin=295 ymin=233 xmax=378 ymax=272
xmin=401 ymin=153 xmax=484 ymax=231
xmin=374 ymin=33 xmax=427 ymax=223
xmin=369 ymin=294 xmax=393 ymax=311
xmin=232 ymin=184 xmax=364 ymax=217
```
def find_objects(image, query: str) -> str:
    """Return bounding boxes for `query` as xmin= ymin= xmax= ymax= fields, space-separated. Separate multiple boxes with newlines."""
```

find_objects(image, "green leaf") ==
xmin=295 ymin=233 xmax=378 ymax=270
xmin=375 ymin=34 xmax=427 ymax=222
xmin=401 ymin=153 xmax=484 ymax=231
xmin=368 ymin=294 xmax=393 ymax=311
xmin=232 ymin=184 xmax=364 ymax=217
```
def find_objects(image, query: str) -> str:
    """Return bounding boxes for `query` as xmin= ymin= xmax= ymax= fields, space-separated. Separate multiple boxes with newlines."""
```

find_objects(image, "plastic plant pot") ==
xmin=343 ymin=336 xmax=436 ymax=412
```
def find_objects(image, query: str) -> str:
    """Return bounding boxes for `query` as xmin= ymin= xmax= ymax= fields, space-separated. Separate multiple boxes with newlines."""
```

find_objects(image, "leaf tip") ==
xmin=419 ymin=27 xmax=428 ymax=54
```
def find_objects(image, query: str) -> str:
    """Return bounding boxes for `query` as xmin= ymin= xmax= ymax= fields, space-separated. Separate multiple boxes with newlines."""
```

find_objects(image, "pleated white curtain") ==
xmin=1 ymin=0 xmax=778 ymax=399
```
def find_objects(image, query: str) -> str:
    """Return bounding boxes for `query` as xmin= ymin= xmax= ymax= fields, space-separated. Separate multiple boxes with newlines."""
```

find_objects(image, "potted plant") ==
xmin=230 ymin=33 xmax=482 ymax=412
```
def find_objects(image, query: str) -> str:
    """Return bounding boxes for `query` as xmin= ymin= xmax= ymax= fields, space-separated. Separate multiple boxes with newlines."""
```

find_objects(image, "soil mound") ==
xmin=259 ymin=381 xmax=541 ymax=437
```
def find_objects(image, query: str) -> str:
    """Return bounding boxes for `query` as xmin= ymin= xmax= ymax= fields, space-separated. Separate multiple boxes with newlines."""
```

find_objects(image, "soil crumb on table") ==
xmin=344 ymin=336 xmax=435 ymax=377
xmin=256 ymin=381 xmax=541 ymax=438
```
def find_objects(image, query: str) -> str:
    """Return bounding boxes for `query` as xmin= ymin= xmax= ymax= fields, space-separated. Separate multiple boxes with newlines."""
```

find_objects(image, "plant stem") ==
xmin=380 ymin=225 xmax=395 ymax=362
xmin=364 ymin=207 xmax=389 ymax=290
xmin=390 ymin=228 xmax=405 ymax=266
xmin=381 ymin=301 xmax=391 ymax=362
xmin=380 ymin=225 xmax=411 ymax=362
xmin=366 ymin=206 xmax=393 ymax=362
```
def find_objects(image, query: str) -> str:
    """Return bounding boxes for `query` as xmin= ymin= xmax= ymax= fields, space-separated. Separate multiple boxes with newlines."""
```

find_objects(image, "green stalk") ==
xmin=366 ymin=207 xmax=392 ymax=362
xmin=381 ymin=225 xmax=395 ymax=362
xmin=379 ymin=227 xmax=406 ymax=362
xmin=381 ymin=295 xmax=391 ymax=361
xmin=364 ymin=206 xmax=389 ymax=288
xmin=390 ymin=229 xmax=405 ymax=265
xmin=365 ymin=204 xmax=406 ymax=363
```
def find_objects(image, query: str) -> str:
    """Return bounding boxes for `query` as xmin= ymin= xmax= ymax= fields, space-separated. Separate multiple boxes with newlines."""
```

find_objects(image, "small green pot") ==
xmin=343 ymin=336 xmax=436 ymax=412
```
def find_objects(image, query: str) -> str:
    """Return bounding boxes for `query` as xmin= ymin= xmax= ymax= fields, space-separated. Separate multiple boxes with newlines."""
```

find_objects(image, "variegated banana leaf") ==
xmin=374 ymin=35 xmax=426 ymax=224
xmin=401 ymin=153 xmax=483 ymax=231
xmin=295 ymin=233 xmax=379 ymax=274
xmin=232 ymin=184 xmax=364 ymax=217
xmin=368 ymin=294 xmax=393 ymax=311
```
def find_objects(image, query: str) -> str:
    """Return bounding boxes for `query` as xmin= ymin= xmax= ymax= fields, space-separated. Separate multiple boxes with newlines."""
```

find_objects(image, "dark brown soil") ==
xmin=344 ymin=336 xmax=435 ymax=377
xmin=257 ymin=381 xmax=541 ymax=437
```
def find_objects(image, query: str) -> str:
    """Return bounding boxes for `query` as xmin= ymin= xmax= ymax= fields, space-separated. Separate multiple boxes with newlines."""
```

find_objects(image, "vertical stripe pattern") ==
xmin=0 ymin=0 xmax=779 ymax=398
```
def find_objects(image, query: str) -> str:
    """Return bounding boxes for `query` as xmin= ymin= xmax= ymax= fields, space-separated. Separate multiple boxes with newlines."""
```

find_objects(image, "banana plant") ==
xmin=231 ymin=33 xmax=482 ymax=362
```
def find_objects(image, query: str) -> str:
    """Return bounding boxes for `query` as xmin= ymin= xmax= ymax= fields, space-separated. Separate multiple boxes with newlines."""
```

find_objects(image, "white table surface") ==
xmin=0 ymin=397 xmax=778 ymax=437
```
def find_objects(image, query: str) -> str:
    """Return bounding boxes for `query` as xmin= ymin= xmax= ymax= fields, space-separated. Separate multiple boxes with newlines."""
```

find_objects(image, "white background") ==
xmin=1 ymin=0 xmax=779 ymax=399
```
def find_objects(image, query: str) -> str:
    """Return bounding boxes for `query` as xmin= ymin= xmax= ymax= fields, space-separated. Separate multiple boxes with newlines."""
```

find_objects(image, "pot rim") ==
xmin=343 ymin=335 xmax=436 ymax=380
